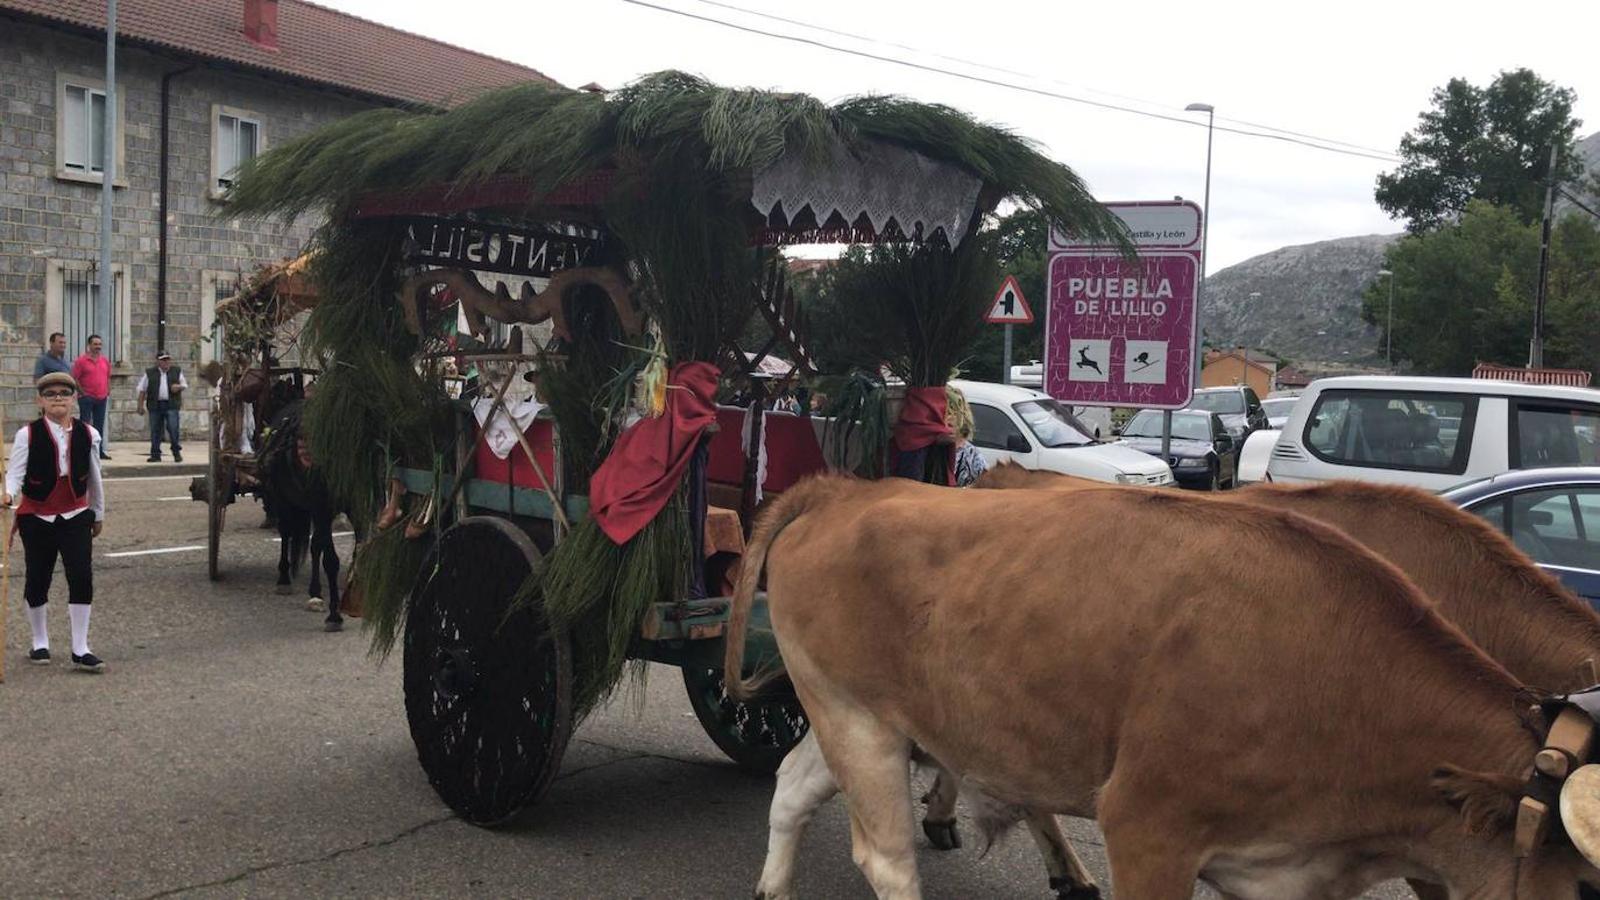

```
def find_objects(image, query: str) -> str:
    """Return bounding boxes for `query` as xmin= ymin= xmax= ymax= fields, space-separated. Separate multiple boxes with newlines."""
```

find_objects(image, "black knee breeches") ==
xmin=18 ymin=513 xmax=94 ymax=608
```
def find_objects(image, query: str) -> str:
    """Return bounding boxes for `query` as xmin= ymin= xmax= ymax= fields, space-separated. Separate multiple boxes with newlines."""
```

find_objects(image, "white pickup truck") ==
xmin=1252 ymin=375 xmax=1600 ymax=490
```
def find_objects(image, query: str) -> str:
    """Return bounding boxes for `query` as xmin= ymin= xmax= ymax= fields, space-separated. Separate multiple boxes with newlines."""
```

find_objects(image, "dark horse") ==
xmin=258 ymin=400 xmax=346 ymax=632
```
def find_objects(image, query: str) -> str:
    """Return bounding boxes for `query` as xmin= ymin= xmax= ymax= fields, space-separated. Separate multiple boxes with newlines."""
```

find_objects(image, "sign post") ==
xmin=1044 ymin=201 xmax=1202 ymax=466
xmin=985 ymin=274 xmax=1033 ymax=386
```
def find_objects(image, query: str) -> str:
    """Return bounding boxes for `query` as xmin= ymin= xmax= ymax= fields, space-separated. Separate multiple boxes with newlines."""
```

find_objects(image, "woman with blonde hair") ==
xmin=945 ymin=384 xmax=987 ymax=487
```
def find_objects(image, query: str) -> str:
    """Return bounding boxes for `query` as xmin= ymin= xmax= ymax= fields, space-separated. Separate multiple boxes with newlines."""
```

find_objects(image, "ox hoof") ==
xmin=275 ymin=583 xmax=294 ymax=596
xmin=324 ymin=619 xmax=344 ymax=633
xmin=305 ymin=597 xmax=326 ymax=612
xmin=922 ymin=818 xmax=961 ymax=851
xmin=1049 ymin=876 xmax=1101 ymax=900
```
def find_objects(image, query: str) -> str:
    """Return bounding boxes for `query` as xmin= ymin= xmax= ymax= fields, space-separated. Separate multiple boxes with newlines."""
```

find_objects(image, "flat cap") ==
xmin=36 ymin=371 xmax=78 ymax=393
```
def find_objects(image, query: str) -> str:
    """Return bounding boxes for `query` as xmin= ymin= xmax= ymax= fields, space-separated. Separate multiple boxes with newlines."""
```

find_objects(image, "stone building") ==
xmin=0 ymin=0 xmax=553 ymax=438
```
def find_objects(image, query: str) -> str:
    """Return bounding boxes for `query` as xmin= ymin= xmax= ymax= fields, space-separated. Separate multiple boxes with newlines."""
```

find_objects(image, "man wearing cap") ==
xmin=136 ymin=351 xmax=186 ymax=463
xmin=2 ymin=372 xmax=106 ymax=672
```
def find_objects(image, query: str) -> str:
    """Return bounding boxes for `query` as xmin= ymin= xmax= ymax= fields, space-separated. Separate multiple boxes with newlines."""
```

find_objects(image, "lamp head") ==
xmin=1185 ymin=102 xmax=1214 ymax=113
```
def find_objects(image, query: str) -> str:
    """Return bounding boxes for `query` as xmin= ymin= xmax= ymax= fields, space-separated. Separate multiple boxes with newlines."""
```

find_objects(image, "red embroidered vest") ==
xmin=17 ymin=418 xmax=90 ymax=517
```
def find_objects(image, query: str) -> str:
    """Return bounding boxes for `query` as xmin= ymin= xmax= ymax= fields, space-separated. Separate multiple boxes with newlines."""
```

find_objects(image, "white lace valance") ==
xmin=751 ymin=139 xmax=984 ymax=246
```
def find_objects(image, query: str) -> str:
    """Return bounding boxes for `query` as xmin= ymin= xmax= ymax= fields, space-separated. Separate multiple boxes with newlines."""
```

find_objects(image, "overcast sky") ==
xmin=319 ymin=0 xmax=1600 ymax=271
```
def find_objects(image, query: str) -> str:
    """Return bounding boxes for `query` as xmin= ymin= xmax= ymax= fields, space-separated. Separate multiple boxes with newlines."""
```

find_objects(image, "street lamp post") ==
xmin=1246 ymin=291 xmax=1261 ymax=392
xmin=1186 ymin=102 xmax=1215 ymax=389
xmin=1377 ymin=268 xmax=1395 ymax=370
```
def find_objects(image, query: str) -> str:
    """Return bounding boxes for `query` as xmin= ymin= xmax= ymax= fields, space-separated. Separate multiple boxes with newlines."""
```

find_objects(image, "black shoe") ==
xmin=99 ymin=453 xmax=112 ymax=460
xmin=173 ymin=450 xmax=183 ymax=462
xmin=71 ymin=652 xmax=105 ymax=673
xmin=28 ymin=648 xmax=50 ymax=666
xmin=147 ymin=455 xmax=161 ymax=463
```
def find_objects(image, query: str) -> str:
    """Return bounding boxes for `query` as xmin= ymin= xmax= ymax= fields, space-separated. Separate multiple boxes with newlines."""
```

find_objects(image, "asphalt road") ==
xmin=0 ymin=476 xmax=1412 ymax=898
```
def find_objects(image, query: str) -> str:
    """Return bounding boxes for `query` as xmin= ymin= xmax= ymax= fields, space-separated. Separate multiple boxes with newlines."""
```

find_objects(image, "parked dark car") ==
xmin=1115 ymin=409 xmax=1237 ymax=490
xmin=1188 ymin=385 xmax=1269 ymax=443
xmin=1442 ymin=466 xmax=1600 ymax=607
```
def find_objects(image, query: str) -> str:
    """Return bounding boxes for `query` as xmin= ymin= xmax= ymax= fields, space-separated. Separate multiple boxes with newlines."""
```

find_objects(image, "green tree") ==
xmin=1362 ymin=201 xmax=1600 ymax=374
xmin=1375 ymin=69 xmax=1583 ymax=233
xmin=963 ymin=209 xmax=1049 ymax=380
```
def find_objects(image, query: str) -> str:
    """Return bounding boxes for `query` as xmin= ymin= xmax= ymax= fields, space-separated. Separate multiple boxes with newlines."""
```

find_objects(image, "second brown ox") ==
xmin=727 ymin=475 xmax=1600 ymax=899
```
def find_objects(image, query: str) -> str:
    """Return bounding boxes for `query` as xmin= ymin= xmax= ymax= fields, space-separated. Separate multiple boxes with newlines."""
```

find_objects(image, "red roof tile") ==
xmin=2 ymin=0 xmax=559 ymax=107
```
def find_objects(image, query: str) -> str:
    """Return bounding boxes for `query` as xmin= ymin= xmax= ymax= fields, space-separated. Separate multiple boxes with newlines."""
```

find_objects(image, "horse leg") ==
xmin=275 ymin=505 xmax=295 ymax=595
xmin=316 ymin=511 xmax=343 ymax=632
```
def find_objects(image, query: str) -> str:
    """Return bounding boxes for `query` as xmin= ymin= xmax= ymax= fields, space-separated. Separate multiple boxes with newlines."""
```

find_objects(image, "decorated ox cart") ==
xmin=194 ymin=254 xmax=320 ymax=580
xmin=222 ymin=71 xmax=1125 ymax=825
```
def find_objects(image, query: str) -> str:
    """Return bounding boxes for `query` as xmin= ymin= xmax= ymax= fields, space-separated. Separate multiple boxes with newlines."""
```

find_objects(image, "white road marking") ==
xmin=104 ymin=545 xmax=204 ymax=558
xmin=157 ymin=496 xmax=192 ymax=501
xmin=103 ymin=474 xmax=199 ymax=483
xmin=267 ymin=531 xmax=355 ymax=543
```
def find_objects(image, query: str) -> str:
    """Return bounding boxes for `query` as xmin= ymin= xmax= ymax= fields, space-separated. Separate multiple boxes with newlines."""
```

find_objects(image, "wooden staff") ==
xmin=1 ymin=409 xmax=9 ymax=684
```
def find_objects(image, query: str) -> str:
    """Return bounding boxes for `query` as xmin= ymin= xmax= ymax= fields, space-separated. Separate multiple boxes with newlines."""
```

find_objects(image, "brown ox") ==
xmin=726 ymin=474 xmax=1600 ymax=899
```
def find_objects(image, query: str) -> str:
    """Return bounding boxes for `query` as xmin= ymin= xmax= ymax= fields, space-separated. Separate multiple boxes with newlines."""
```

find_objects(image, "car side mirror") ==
xmin=1005 ymin=433 xmax=1031 ymax=453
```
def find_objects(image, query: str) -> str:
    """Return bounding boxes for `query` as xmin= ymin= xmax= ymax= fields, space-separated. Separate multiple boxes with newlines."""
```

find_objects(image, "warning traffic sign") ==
xmin=986 ymin=275 xmax=1033 ymax=324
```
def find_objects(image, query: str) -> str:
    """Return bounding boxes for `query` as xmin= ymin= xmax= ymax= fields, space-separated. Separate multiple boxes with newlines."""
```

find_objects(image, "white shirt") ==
xmin=136 ymin=367 xmax=188 ymax=402
xmin=6 ymin=419 xmax=105 ymax=522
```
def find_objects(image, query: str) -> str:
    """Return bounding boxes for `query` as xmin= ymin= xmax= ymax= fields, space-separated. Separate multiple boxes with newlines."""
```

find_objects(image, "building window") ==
xmin=212 ymin=105 xmax=262 ymax=196
xmin=200 ymin=270 xmax=242 ymax=365
xmin=45 ymin=261 xmax=130 ymax=365
xmin=62 ymin=84 xmax=106 ymax=173
xmin=55 ymin=73 xmax=125 ymax=186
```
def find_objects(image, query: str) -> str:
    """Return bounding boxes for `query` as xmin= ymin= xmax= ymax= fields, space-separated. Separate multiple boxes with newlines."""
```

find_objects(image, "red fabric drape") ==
xmin=589 ymin=362 xmax=721 ymax=545
xmin=890 ymin=386 xmax=954 ymax=486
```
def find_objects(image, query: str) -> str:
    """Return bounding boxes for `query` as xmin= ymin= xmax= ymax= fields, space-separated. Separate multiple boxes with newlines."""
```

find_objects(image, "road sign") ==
xmin=1049 ymin=200 xmax=1202 ymax=252
xmin=1044 ymin=200 xmax=1202 ymax=410
xmin=985 ymin=275 xmax=1033 ymax=324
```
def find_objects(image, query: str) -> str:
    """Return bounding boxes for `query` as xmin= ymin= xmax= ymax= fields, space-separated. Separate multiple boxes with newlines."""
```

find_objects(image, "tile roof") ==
xmin=1 ymin=0 xmax=559 ymax=107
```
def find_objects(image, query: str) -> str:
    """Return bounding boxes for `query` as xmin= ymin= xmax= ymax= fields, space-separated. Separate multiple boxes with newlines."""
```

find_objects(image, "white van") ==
xmin=952 ymin=380 xmax=1174 ymax=485
xmin=1005 ymin=363 xmax=1114 ymax=440
xmin=1264 ymin=375 xmax=1600 ymax=490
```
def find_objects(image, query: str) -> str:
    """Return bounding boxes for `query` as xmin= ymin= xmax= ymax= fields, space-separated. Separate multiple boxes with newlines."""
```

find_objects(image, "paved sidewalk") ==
xmin=98 ymin=440 xmax=207 ymax=479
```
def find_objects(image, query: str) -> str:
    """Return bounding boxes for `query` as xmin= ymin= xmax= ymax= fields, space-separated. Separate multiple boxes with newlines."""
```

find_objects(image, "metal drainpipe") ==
xmin=157 ymin=65 xmax=193 ymax=354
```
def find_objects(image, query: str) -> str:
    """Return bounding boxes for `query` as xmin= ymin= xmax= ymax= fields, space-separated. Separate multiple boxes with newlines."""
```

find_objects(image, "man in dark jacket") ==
xmin=136 ymin=351 xmax=187 ymax=462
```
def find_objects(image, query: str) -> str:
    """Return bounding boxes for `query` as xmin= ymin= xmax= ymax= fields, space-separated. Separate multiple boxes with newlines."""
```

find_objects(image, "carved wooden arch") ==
xmin=397 ymin=267 xmax=642 ymax=342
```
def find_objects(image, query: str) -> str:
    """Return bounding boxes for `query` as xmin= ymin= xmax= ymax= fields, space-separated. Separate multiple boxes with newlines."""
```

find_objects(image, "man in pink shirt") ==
xmin=70 ymin=334 xmax=113 ymax=460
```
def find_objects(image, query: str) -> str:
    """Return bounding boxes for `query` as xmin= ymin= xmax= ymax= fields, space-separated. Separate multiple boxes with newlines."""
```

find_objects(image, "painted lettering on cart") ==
xmin=401 ymin=216 xmax=604 ymax=278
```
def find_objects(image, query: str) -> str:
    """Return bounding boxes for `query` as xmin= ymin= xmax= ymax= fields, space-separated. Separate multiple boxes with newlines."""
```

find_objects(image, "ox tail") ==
xmin=723 ymin=477 xmax=835 ymax=703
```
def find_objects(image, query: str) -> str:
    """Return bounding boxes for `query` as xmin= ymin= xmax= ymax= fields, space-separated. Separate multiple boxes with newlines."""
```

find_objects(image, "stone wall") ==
xmin=0 ymin=17 xmax=373 ymax=439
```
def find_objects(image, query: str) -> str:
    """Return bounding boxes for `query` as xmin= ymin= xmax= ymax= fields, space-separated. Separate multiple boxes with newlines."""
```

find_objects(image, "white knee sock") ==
xmin=27 ymin=605 xmax=49 ymax=651
xmin=68 ymin=603 xmax=92 ymax=657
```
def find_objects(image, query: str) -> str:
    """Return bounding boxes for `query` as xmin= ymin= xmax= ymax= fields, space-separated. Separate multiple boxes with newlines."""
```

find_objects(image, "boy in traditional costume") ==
xmin=3 ymin=372 xmax=106 ymax=672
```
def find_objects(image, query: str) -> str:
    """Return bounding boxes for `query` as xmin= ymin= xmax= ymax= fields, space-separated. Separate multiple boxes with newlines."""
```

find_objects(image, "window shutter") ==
xmin=64 ymin=86 xmax=87 ymax=170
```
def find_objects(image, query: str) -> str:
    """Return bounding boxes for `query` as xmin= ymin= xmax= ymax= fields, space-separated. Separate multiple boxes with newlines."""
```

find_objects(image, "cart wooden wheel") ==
xmin=404 ymin=516 xmax=572 ymax=826
xmin=207 ymin=454 xmax=234 ymax=582
xmin=682 ymin=666 xmax=808 ymax=773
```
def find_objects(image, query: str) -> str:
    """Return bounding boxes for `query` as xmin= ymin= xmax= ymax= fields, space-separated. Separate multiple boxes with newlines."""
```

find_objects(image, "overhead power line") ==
xmin=618 ymin=0 xmax=1402 ymax=163
xmin=689 ymin=0 xmax=1400 ymax=159
xmin=1559 ymin=188 xmax=1600 ymax=221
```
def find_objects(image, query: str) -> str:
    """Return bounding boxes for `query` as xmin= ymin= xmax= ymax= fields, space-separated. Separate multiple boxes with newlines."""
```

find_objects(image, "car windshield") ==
xmin=1012 ymin=400 xmax=1095 ymax=447
xmin=1187 ymin=390 xmax=1246 ymax=414
xmin=1261 ymin=398 xmax=1297 ymax=418
xmin=1124 ymin=411 xmax=1211 ymax=442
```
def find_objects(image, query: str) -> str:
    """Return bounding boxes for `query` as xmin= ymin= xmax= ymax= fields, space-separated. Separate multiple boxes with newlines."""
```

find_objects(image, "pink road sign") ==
xmin=1044 ymin=252 xmax=1197 ymax=409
